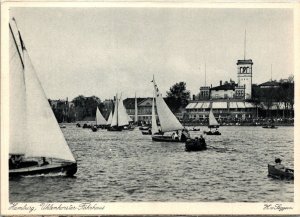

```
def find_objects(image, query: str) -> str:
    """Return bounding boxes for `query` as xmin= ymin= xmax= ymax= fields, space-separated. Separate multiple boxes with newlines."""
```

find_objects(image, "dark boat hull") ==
xmin=152 ymin=135 xmax=183 ymax=143
xmin=204 ymin=131 xmax=221 ymax=135
xmin=9 ymin=162 xmax=77 ymax=177
xmin=263 ymin=125 xmax=278 ymax=129
xmin=107 ymin=126 xmax=123 ymax=131
xmin=185 ymin=139 xmax=207 ymax=152
xmin=268 ymin=164 xmax=294 ymax=180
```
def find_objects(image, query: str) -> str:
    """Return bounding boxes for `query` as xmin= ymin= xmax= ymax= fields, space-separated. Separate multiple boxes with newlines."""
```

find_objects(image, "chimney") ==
xmin=220 ymin=80 xmax=222 ymax=86
xmin=192 ymin=94 xmax=196 ymax=100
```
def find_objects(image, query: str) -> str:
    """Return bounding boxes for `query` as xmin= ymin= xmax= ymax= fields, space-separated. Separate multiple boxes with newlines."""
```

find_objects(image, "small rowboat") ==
xmin=185 ymin=138 xmax=207 ymax=152
xmin=268 ymin=164 xmax=294 ymax=180
xmin=204 ymin=131 xmax=221 ymax=135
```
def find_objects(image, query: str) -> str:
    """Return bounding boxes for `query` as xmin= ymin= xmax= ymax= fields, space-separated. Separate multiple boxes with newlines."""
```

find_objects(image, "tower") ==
xmin=237 ymin=59 xmax=253 ymax=99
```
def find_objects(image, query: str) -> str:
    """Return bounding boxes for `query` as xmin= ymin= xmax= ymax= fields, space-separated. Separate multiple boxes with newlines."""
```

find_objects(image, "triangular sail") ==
xmin=107 ymin=111 xmax=113 ymax=125
xmin=151 ymin=97 xmax=159 ymax=135
xmin=9 ymin=24 xmax=27 ymax=155
xmin=111 ymin=96 xmax=118 ymax=127
xmin=135 ymin=93 xmax=138 ymax=123
xmin=117 ymin=95 xmax=129 ymax=126
xmin=152 ymin=78 xmax=183 ymax=132
xmin=96 ymin=107 xmax=107 ymax=125
xmin=22 ymin=48 xmax=75 ymax=162
xmin=208 ymin=109 xmax=219 ymax=128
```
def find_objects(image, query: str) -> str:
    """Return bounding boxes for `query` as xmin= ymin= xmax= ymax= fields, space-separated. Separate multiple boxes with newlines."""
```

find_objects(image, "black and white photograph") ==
xmin=1 ymin=1 xmax=299 ymax=215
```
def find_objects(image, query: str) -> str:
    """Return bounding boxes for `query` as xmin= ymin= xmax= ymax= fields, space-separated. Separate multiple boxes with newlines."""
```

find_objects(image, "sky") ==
xmin=10 ymin=7 xmax=294 ymax=101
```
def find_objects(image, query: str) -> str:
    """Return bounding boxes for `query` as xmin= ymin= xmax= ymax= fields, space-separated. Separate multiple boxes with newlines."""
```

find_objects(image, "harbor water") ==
xmin=9 ymin=126 xmax=294 ymax=202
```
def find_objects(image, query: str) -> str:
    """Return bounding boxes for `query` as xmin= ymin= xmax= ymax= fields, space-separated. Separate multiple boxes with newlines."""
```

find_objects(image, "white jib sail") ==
xmin=111 ymin=95 xmax=118 ymax=127
xmin=208 ymin=109 xmax=219 ymax=127
xmin=117 ymin=95 xmax=129 ymax=126
xmin=151 ymin=97 xmax=159 ymax=135
xmin=107 ymin=111 xmax=113 ymax=125
xmin=96 ymin=107 xmax=107 ymax=125
xmin=153 ymin=79 xmax=183 ymax=132
xmin=9 ymin=25 xmax=27 ymax=155
xmin=23 ymin=49 xmax=75 ymax=162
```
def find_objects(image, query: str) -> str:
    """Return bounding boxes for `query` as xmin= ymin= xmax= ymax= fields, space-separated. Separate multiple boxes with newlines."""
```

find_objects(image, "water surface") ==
xmin=10 ymin=126 xmax=294 ymax=202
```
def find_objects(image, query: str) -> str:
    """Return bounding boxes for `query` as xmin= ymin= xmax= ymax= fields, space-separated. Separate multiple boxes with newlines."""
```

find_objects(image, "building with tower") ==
xmin=237 ymin=59 xmax=253 ymax=99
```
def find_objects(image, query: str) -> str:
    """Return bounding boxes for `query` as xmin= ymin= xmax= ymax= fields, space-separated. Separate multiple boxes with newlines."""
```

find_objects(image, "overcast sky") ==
xmin=10 ymin=7 xmax=294 ymax=100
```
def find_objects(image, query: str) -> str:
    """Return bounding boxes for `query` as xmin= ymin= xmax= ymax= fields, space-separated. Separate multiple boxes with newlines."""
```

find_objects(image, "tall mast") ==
xmin=205 ymin=62 xmax=207 ymax=86
xmin=135 ymin=92 xmax=138 ymax=123
xmin=271 ymin=64 xmax=273 ymax=81
xmin=244 ymin=29 xmax=247 ymax=60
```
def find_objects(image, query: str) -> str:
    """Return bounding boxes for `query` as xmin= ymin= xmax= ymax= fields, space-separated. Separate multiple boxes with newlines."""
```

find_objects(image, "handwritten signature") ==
xmin=263 ymin=203 xmax=293 ymax=212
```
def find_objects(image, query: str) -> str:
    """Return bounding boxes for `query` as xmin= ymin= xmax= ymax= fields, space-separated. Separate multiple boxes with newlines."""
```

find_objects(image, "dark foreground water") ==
xmin=10 ymin=125 xmax=294 ymax=202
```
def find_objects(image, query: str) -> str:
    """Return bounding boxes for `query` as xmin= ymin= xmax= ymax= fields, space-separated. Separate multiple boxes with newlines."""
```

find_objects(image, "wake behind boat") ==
xmin=151 ymin=77 xmax=190 ymax=142
xmin=9 ymin=19 xmax=77 ymax=177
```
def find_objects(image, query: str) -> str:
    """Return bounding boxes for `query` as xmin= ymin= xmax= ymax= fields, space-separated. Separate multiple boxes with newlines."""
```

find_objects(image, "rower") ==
xmin=274 ymin=158 xmax=285 ymax=171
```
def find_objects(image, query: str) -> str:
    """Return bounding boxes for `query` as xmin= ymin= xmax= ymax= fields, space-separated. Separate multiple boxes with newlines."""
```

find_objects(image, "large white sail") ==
xmin=22 ymin=48 xmax=75 ymax=162
xmin=96 ymin=107 xmax=107 ymax=125
xmin=135 ymin=93 xmax=138 ymax=122
xmin=151 ymin=97 xmax=159 ymax=135
xmin=208 ymin=109 xmax=219 ymax=128
xmin=153 ymin=79 xmax=183 ymax=132
xmin=107 ymin=111 xmax=113 ymax=125
xmin=9 ymin=24 xmax=27 ymax=155
xmin=111 ymin=96 xmax=118 ymax=127
xmin=117 ymin=95 xmax=129 ymax=126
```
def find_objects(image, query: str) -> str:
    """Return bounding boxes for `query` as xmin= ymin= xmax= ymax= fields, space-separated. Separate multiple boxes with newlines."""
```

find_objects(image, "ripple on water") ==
xmin=9 ymin=126 xmax=294 ymax=202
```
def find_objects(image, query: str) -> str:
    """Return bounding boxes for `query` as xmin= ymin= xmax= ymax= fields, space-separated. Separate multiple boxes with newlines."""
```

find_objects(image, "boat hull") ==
xmin=107 ymin=126 xmax=123 ymax=131
xmin=152 ymin=135 xmax=183 ymax=143
xmin=204 ymin=131 xmax=221 ymax=135
xmin=9 ymin=162 xmax=77 ymax=177
xmin=185 ymin=139 xmax=207 ymax=152
xmin=268 ymin=164 xmax=294 ymax=180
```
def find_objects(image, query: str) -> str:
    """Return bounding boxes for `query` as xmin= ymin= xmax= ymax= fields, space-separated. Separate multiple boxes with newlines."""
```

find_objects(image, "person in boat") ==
xmin=9 ymin=155 xmax=23 ymax=169
xmin=172 ymin=131 xmax=179 ymax=141
xmin=158 ymin=129 xmax=164 ymax=135
xmin=274 ymin=158 xmax=285 ymax=171
xmin=180 ymin=128 xmax=190 ymax=142
xmin=199 ymin=135 xmax=205 ymax=144
xmin=41 ymin=157 xmax=49 ymax=166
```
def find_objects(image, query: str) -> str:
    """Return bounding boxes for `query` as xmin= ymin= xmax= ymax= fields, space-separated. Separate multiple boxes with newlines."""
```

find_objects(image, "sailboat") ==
xmin=95 ymin=107 xmax=107 ymax=129
xmin=107 ymin=94 xmax=129 ymax=131
xmin=204 ymin=109 xmax=221 ymax=135
xmin=9 ymin=19 xmax=77 ymax=177
xmin=151 ymin=77 xmax=189 ymax=142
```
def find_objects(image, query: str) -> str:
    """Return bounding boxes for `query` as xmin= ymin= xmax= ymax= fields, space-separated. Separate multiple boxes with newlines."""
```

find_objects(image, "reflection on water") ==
xmin=10 ymin=126 xmax=294 ymax=202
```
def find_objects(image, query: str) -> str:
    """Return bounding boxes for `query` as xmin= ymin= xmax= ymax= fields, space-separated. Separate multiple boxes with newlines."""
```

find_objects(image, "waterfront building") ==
xmin=185 ymin=99 xmax=256 ymax=122
xmin=123 ymin=97 xmax=157 ymax=123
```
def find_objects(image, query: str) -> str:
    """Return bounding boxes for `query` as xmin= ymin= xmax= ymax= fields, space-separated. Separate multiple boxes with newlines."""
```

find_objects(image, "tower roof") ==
xmin=237 ymin=59 xmax=253 ymax=65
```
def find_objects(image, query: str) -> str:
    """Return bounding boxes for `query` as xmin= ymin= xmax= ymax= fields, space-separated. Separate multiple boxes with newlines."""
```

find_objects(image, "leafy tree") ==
xmin=166 ymin=82 xmax=190 ymax=112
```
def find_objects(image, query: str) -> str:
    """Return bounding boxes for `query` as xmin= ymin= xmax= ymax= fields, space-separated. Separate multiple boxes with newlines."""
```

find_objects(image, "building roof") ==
xmin=258 ymin=81 xmax=280 ymax=87
xmin=236 ymin=59 xmax=253 ymax=65
xmin=210 ymin=83 xmax=235 ymax=91
xmin=123 ymin=97 xmax=152 ymax=109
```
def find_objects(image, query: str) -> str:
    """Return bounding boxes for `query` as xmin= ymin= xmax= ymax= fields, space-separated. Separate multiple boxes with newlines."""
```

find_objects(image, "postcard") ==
xmin=1 ymin=1 xmax=299 ymax=215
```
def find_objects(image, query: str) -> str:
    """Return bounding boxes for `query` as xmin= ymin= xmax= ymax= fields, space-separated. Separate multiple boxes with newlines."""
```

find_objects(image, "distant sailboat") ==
xmin=95 ymin=107 xmax=107 ymax=128
xmin=204 ymin=109 xmax=221 ymax=135
xmin=9 ymin=19 xmax=77 ymax=177
xmin=107 ymin=110 xmax=113 ymax=126
xmin=151 ymin=77 xmax=189 ymax=142
xmin=107 ymin=94 xmax=129 ymax=131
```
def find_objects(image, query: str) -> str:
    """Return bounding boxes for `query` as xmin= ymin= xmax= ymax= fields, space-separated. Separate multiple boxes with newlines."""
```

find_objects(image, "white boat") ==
xmin=204 ymin=109 xmax=221 ymax=135
xmin=151 ymin=77 xmax=189 ymax=142
xmin=9 ymin=19 xmax=77 ymax=177
xmin=107 ymin=94 xmax=130 ymax=131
